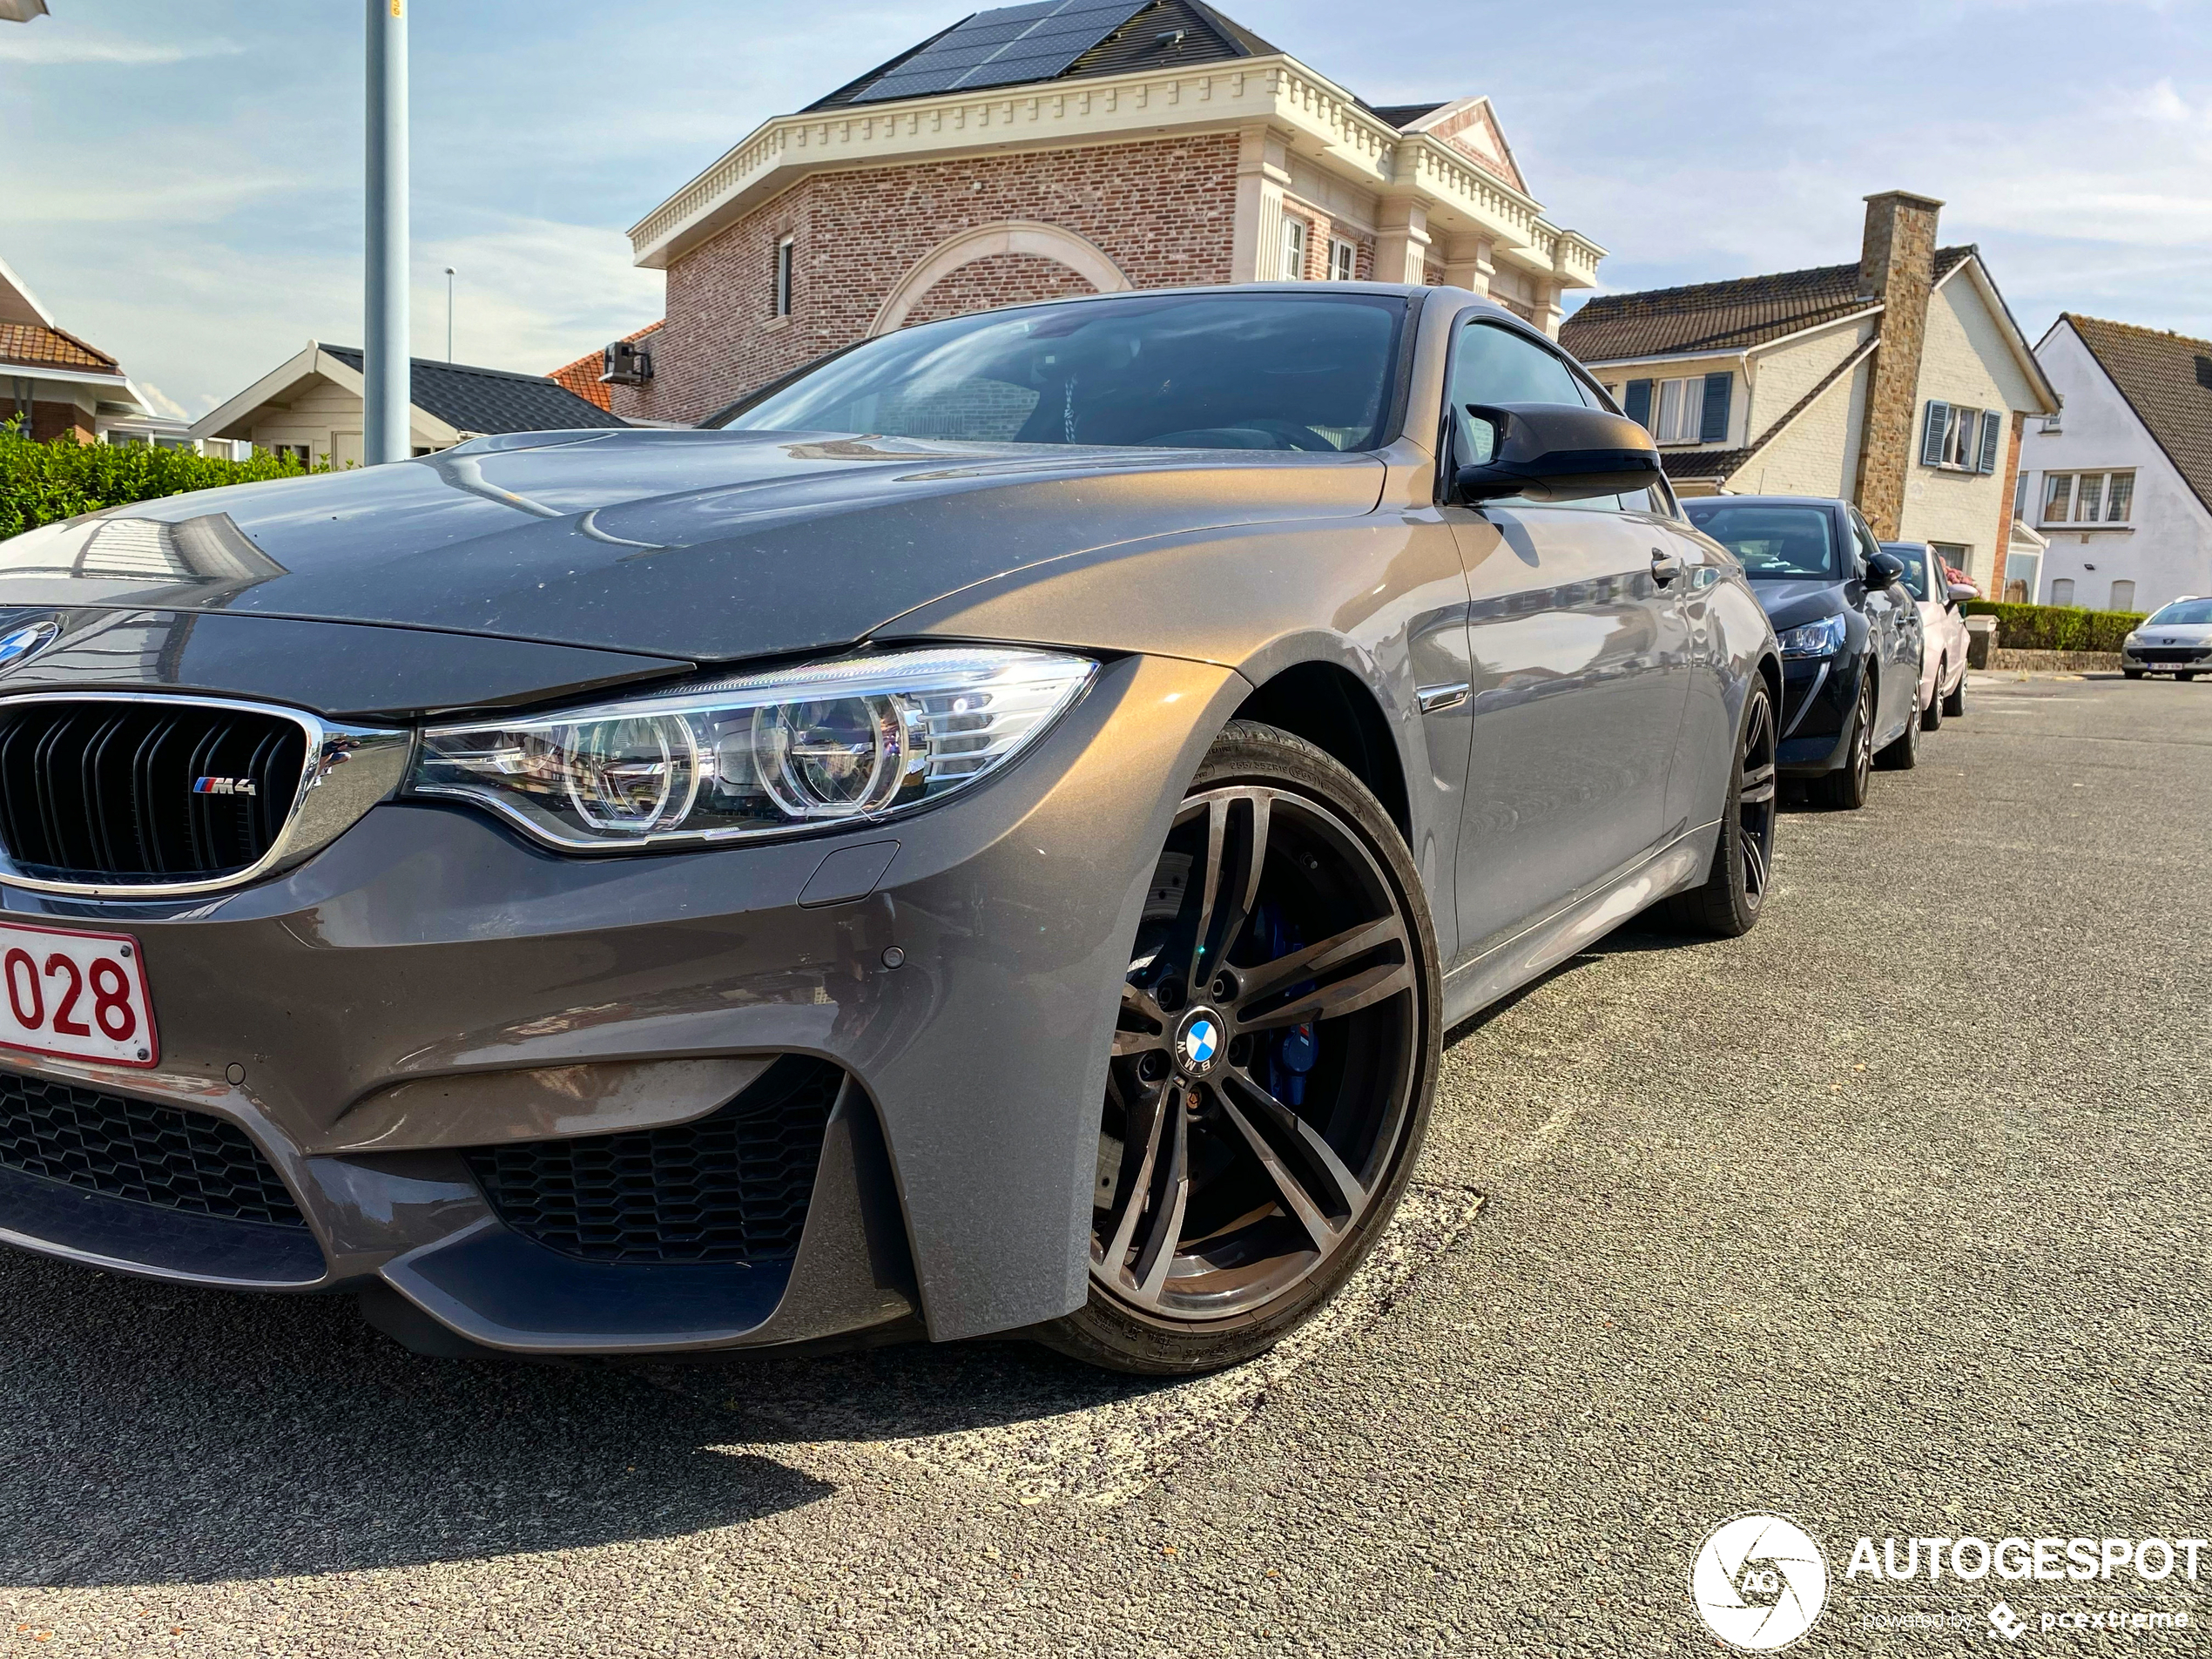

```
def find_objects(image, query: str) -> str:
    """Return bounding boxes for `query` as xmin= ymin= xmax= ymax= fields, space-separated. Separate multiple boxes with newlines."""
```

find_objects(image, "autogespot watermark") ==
xmin=1689 ymin=1518 xmax=2205 ymax=1650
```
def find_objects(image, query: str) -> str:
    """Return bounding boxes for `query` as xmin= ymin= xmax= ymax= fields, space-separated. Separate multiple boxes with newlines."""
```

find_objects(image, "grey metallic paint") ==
xmin=0 ymin=285 xmax=1779 ymax=1353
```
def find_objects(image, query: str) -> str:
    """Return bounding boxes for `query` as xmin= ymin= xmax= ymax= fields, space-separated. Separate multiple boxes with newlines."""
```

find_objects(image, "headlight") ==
xmin=406 ymin=646 xmax=1096 ymax=851
xmin=1775 ymin=616 xmax=1848 ymax=658
xmin=2122 ymin=633 xmax=2140 ymax=651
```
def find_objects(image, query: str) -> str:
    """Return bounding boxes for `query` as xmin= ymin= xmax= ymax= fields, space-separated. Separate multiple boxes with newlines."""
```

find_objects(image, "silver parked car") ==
xmin=2121 ymin=597 xmax=2212 ymax=679
xmin=0 ymin=285 xmax=1780 ymax=1373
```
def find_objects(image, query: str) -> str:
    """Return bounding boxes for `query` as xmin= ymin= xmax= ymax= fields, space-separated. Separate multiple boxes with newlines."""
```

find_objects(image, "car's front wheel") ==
xmin=1921 ymin=661 xmax=1945 ymax=731
xmin=1040 ymin=721 xmax=1440 ymax=1375
xmin=1807 ymin=672 xmax=1876 ymax=810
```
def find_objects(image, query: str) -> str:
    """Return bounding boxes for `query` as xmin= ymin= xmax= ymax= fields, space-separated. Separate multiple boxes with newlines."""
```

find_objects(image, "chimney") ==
xmin=1850 ymin=190 xmax=1943 ymax=540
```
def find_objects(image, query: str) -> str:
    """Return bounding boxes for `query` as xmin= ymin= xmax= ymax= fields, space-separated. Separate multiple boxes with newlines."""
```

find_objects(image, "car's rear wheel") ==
xmin=1921 ymin=662 xmax=1945 ymax=731
xmin=1040 ymin=721 xmax=1440 ymax=1376
xmin=1875 ymin=678 xmax=1921 ymax=770
xmin=1942 ymin=670 xmax=1966 ymax=718
xmin=1662 ymin=681 xmax=1777 ymax=938
xmin=2181 ymin=672 xmax=2199 ymax=682
xmin=1807 ymin=674 xmax=1875 ymax=810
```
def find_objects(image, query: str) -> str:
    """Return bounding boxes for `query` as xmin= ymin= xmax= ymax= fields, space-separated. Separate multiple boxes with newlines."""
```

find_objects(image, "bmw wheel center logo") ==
xmin=1177 ymin=1011 xmax=1222 ymax=1075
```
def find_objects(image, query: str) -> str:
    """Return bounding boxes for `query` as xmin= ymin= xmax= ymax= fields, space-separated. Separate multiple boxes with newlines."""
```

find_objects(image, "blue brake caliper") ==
xmin=1252 ymin=903 xmax=1319 ymax=1107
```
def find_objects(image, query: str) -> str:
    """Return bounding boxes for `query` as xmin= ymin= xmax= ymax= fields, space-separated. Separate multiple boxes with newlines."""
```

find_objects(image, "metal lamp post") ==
xmin=363 ymin=0 xmax=409 ymax=465
xmin=444 ymin=267 xmax=455 ymax=361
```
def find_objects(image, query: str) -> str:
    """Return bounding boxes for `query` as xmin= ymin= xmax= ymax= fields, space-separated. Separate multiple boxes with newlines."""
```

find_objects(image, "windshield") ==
xmin=714 ymin=292 xmax=1406 ymax=452
xmin=2144 ymin=598 xmax=2212 ymax=625
xmin=1881 ymin=543 xmax=1932 ymax=601
xmin=1683 ymin=502 xmax=1840 ymax=579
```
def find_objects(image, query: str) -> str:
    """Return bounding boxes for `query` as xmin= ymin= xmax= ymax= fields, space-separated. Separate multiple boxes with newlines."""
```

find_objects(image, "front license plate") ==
xmin=0 ymin=921 xmax=158 ymax=1068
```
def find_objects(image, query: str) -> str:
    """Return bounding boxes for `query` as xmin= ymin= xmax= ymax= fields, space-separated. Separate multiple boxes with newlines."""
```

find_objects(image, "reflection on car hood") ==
xmin=0 ymin=428 xmax=1385 ymax=661
xmin=1746 ymin=577 xmax=1851 ymax=633
xmin=2134 ymin=622 xmax=2212 ymax=642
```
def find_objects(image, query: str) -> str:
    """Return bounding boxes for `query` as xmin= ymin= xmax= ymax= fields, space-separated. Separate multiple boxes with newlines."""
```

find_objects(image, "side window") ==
xmin=1448 ymin=320 xmax=1587 ymax=411
xmin=1849 ymin=512 xmax=1882 ymax=570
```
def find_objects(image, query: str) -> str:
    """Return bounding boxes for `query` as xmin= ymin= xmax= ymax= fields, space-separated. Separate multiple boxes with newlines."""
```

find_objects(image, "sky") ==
xmin=3 ymin=0 xmax=2209 ymax=420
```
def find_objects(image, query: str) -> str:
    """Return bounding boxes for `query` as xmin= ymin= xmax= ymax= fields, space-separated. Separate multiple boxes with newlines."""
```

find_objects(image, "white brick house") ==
xmin=2015 ymin=316 xmax=2212 ymax=613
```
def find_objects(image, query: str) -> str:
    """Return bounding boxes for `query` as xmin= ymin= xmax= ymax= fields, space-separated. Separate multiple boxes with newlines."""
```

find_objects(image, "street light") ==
xmin=363 ymin=0 xmax=408 ymax=466
xmin=445 ymin=267 xmax=455 ymax=362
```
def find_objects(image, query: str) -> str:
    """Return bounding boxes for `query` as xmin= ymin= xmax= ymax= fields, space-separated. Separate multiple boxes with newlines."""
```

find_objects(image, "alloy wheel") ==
xmin=1092 ymin=786 xmax=1420 ymax=1321
xmin=1737 ymin=691 xmax=1778 ymax=910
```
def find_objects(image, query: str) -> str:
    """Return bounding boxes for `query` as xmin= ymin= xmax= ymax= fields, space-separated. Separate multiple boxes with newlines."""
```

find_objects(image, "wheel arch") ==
xmin=1231 ymin=659 xmax=1413 ymax=846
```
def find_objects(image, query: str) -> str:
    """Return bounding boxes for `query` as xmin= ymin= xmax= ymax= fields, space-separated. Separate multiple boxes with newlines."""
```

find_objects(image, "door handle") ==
xmin=1649 ymin=546 xmax=1683 ymax=586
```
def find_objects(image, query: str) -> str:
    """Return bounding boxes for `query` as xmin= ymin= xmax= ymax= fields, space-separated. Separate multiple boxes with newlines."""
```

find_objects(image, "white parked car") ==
xmin=1882 ymin=542 xmax=1973 ymax=726
xmin=2121 ymin=597 xmax=2212 ymax=680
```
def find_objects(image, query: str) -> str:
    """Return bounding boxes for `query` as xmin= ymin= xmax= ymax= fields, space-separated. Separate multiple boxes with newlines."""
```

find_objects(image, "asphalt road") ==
xmin=1 ymin=671 xmax=2205 ymax=1657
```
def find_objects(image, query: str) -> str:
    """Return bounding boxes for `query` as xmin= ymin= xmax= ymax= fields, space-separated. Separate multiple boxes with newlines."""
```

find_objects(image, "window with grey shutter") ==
xmin=1699 ymin=373 xmax=1731 ymax=442
xmin=1920 ymin=401 xmax=1949 ymax=467
xmin=1976 ymin=408 xmax=2001 ymax=473
xmin=1624 ymin=379 xmax=1653 ymax=429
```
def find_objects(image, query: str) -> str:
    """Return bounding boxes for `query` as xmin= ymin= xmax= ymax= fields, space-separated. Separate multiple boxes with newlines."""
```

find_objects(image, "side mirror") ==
xmin=1865 ymin=551 xmax=1905 ymax=590
xmin=1946 ymin=582 xmax=1979 ymax=604
xmin=1453 ymin=402 xmax=1662 ymax=505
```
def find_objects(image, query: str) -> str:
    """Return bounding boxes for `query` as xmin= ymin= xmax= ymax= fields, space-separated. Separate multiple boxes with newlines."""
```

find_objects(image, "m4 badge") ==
xmin=192 ymin=777 xmax=258 ymax=796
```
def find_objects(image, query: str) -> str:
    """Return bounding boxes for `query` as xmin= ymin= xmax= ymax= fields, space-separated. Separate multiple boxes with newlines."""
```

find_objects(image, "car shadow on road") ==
xmin=0 ymin=1251 xmax=1164 ymax=1589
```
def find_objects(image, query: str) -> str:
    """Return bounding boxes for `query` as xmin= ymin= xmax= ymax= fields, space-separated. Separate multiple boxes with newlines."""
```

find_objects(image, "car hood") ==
xmin=2132 ymin=622 xmax=2212 ymax=643
xmin=0 ymin=428 xmax=1384 ymax=663
xmin=1745 ymin=577 xmax=1852 ymax=633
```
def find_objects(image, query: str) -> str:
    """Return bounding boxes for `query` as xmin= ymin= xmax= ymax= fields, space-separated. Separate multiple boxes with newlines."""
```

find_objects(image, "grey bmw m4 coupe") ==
xmin=0 ymin=285 xmax=1780 ymax=1373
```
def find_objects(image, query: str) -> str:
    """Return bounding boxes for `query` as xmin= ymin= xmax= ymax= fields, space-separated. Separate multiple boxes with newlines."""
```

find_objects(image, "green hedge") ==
xmin=1961 ymin=599 xmax=2146 ymax=653
xmin=0 ymin=420 xmax=321 ymax=540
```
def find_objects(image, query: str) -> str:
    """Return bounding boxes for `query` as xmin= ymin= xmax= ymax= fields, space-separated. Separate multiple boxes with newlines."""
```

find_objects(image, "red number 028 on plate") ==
xmin=0 ymin=921 xmax=158 ymax=1068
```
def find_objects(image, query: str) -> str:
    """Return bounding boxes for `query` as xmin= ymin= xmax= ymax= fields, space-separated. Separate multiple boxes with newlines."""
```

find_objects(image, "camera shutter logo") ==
xmin=1689 ymin=1514 xmax=1829 ymax=1651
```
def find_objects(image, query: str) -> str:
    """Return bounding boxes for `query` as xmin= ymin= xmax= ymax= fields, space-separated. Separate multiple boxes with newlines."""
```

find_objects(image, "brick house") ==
xmin=2 ymin=253 xmax=157 ymax=445
xmin=599 ymin=0 xmax=1604 ymax=426
xmin=1558 ymin=192 xmax=2060 ymax=604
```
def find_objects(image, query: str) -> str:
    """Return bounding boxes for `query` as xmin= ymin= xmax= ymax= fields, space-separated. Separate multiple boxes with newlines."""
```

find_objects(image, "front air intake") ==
xmin=464 ymin=1056 xmax=840 ymax=1265
xmin=0 ymin=698 xmax=309 ymax=884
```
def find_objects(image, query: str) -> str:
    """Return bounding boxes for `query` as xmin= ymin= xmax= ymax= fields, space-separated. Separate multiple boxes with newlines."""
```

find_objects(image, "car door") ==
xmin=1440 ymin=318 xmax=1693 ymax=956
xmin=1849 ymin=509 xmax=1913 ymax=743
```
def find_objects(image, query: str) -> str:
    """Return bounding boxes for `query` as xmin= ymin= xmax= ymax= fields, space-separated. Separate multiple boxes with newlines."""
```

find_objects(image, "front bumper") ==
xmin=0 ymin=651 xmax=1243 ymax=1354
xmin=2121 ymin=647 xmax=2209 ymax=672
xmin=1775 ymin=653 xmax=1862 ymax=774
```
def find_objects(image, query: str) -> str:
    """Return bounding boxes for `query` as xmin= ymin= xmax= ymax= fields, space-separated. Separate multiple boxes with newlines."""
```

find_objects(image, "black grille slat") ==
xmin=0 ymin=1070 xmax=307 ymax=1228
xmin=465 ymin=1057 xmax=840 ymax=1265
xmin=0 ymin=701 xmax=309 ymax=884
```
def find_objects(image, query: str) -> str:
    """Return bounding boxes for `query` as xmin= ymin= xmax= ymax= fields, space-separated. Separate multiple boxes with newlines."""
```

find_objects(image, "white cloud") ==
xmin=0 ymin=32 xmax=245 ymax=65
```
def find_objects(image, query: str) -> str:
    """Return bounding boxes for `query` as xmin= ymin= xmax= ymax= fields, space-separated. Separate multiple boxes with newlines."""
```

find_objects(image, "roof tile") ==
xmin=1561 ymin=247 xmax=1974 ymax=364
xmin=0 ymin=321 xmax=119 ymax=374
xmin=2066 ymin=314 xmax=2212 ymax=520
xmin=320 ymin=347 xmax=629 ymax=434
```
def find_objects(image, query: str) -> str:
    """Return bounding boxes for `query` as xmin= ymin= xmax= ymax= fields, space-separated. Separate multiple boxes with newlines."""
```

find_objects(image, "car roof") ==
xmin=1684 ymin=495 xmax=1851 ymax=509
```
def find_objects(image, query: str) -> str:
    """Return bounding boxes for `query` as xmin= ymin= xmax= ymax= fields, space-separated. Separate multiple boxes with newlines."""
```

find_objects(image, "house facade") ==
xmin=2015 ymin=315 xmax=2212 ymax=614
xmin=1558 ymin=193 xmax=2060 ymax=605
xmin=2 ymin=253 xmax=156 ymax=445
xmin=189 ymin=341 xmax=625 ymax=464
xmin=607 ymin=0 xmax=1604 ymax=426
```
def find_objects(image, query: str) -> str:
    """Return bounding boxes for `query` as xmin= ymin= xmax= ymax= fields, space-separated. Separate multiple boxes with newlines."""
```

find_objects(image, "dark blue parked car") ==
xmin=1682 ymin=496 xmax=1924 ymax=809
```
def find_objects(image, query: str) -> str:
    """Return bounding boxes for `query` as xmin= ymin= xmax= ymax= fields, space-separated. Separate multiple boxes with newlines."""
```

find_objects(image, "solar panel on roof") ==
xmin=851 ymin=0 xmax=1156 ymax=103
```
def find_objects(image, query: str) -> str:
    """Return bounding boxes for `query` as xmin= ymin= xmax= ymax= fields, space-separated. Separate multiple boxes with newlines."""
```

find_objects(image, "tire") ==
xmin=1920 ymin=663 xmax=1945 ymax=732
xmin=2122 ymin=669 xmax=2145 ymax=680
xmin=1875 ymin=679 xmax=1921 ymax=770
xmin=1806 ymin=672 xmax=1875 ymax=810
xmin=2181 ymin=673 xmax=2198 ymax=683
xmin=1942 ymin=671 xmax=1966 ymax=718
xmin=1662 ymin=680 xmax=1777 ymax=938
xmin=1039 ymin=720 xmax=1441 ymax=1376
